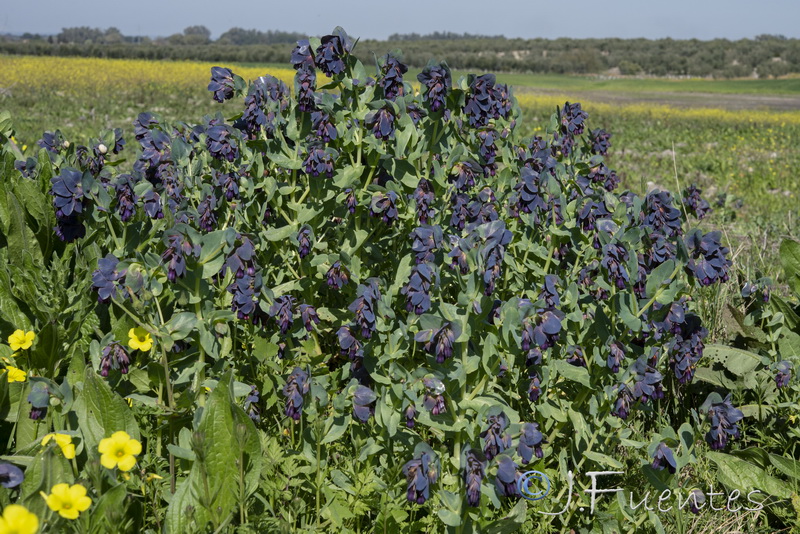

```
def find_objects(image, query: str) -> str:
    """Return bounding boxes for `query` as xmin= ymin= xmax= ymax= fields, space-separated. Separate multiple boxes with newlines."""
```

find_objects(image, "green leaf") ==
xmin=702 ymin=344 xmax=761 ymax=376
xmin=19 ymin=446 xmax=74 ymax=517
xmin=645 ymin=260 xmax=676 ymax=298
xmin=550 ymin=359 xmax=591 ymax=388
xmin=437 ymin=509 xmax=462 ymax=527
xmin=322 ymin=414 xmax=351 ymax=444
xmin=768 ymin=453 xmax=800 ymax=481
xmin=779 ymin=239 xmax=800 ymax=295
xmin=73 ymin=368 xmax=140 ymax=452
xmin=707 ymin=451 xmax=791 ymax=498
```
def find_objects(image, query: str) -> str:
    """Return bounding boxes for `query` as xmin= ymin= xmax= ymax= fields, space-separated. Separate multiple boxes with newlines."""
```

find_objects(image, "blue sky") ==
xmin=2 ymin=0 xmax=798 ymax=40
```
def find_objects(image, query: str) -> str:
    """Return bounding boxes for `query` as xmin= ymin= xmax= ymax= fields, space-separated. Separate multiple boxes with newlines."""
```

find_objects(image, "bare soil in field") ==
xmin=515 ymin=87 xmax=800 ymax=111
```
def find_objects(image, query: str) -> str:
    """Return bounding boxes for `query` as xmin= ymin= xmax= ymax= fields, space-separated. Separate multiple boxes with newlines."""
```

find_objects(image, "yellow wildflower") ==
xmin=98 ymin=431 xmax=142 ymax=472
xmin=127 ymin=328 xmax=153 ymax=352
xmin=41 ymin=433 xmax=76 ymax=460
xmin=0 ymin=504 xmax=39 ymax=534
xmin=43 ymin=483 xmax=92 ymax=520
xmin=4 ymin=366 xmax=26 ymax=383
xmin=7 ymin=330 xmax=34 ymax=351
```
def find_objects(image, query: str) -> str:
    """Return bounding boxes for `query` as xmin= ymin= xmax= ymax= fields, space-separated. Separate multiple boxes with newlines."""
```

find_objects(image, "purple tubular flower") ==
xmin=406 ymin=103 xmax=425 ymax=125
xmin=294 ymin=63 xmax=317 ymax=112
xmin=417 ymin=63 xmax=451 ymax=112
xmin=208 ymin=66 xmax=235 ymax=103
xmin=54 ymin=214 xmax=86 ymax=242
xmin=493 ymin=83 xmax=512 ymax=119
xmin=495 ymin=456 xmax=521 ymax=499
xmin=27 ymin=383 xmax=49 ymax=421
xmin=651 ymin=442 xmax=677 ymax=474
xmin=352 ymin=385 xmax=376 ymax=423
xmin=528 ymin=373 xmax=542 ymax=402
xmin=291 ymin=39 xmax=314 ymax=68
xmin=115 ymin=174 xmax=138 ymax=222
xmin=463 ymin=74 xmax=498 ymax=128
xmin=311 ymin=111 xmax=337 ymax=142
xmin=269 ymin=295 xmax=295 ymax=335
xmin=38 ymin=131 xmax=66 ymax=153
xmin=51 ymin=168 xmax=84 ymax=218
xmin=686 ymin=230 xmax=731 ymax=286
xmin=775 ymin=360 xmax=792 ymax=388
xmin=112 ymin=128 xmax=125 ymax=154
xmin=228 ymin=273 xmax=263 ymax=323
xmin=162 ymin=230 xmax=200 ymax=283
xmin=337 ymin=326 xmax=363 ymax=360
xmin=705 ymin=395 xmax=744 ymax=450
xmin=238 ymin=75 xmax=290 ymax=139
xmin=216 ymin=170 xmax=240 ymax=201
xmin=298 ymin=226 xmax=312 ymax=258
xmin=602 ymin=242 xmax=630 ymax=290
xmin=481 ymin=412 xmax=511 ymax=461
xmin=244 ymin=385 xmax=261 ymax=423
xmin=463 ymin=449 xmax=486 ymax=507
xmin=481 ymin=222 xmax=513 ymax=296
xmin=607 ymin=340 xmax=626 ymax=373
xmin=92 ymin=254 xmax=124 ymax=303
xmin=403 ymin=452 xmax=435 ymax=504
xmin=369 ymin=191 xmax=399 ymax=226
xmin=478 ymin=129 xmax=498 ymax=177
xmin=518 ymin=422 xmax=545 ymax=463
xmin=589 ymin=128 xmax=612 ymax=156
xmin=514 ymin=166 xmax=548 ymax=218
xmin=539 ymin=275 xmax=560 ymax=308
xmin=196 ymin=194 xmax=218 ymax=232
xmin=630 ymin=357 xmax=664 ymax=403
xmin=411 ymin=179 xmax=436 ymax=224
xmin=99 ymin=342 xmax=130 ymax=377
xmin=611 ymin=385 xmax=633 ymax=420
xmin=644 ymin=190 xmax=682 ymax=237
xmin=378 ymin=54 xmax=408 ymax=100
xmin=411 ymin=225 xmax=442 ymax=264
xmin=401 ymin=263 xmax=435 ymax=315
xmin=326 ymin=261 xmax=349 ymax=289
xmin=298 ymin=304 xmax=320 ymax=332
xmin=282 ymin=367 xmax=310 ymax=421
xmin=667 ymin=314 xmax=707 ymax=384
xmin=367 ymin=107 xmax=396 ymax=141
xmin=206 ymin=124 xmax=239 ymax=162
xmin=349 ymin=279 xmax=381 ymax=338
xmin=303 ymin=145 xmax=334 ymax=178
xmin=220 ymin=236 xmax=256 ymax=279
xmin=415 ymin=323 xmax=456 ymax=364
xmin=314 ymin=31 xmax=352 ymax=77
xmin=405 ymin=404 xmax=417 ymax=428
xmin=422 ymin=377 xmax=447 ymax=415
xmin=566 ymin=345 xmax=586 ymax=367
xmin=0 ymin=462 xmax=24 ymax=489
xmin=449 ymin=160 xmax=480 ymax=192
xmin=14 ymin=158 xmax=37 ymax=179
xmin=683 ymin=184 xmax=711 ymax=219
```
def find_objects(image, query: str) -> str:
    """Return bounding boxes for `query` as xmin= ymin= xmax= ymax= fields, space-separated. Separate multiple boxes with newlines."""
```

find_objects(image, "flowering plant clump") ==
xmin=0 ymin=27 xmax=795 ymax=533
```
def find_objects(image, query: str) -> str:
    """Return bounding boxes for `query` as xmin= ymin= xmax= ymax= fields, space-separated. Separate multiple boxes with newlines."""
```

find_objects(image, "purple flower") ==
xmin=92 ymin=254 xmax=124 ymax=303
xmin=417 ymin=63 xmax=451 ymax=112
xmin=667 ymin=314 xmax=707 ymax=384
xmin=644 ymin=190 xmax=682 ymax=238
xmin=314 ymin=29 xmax=352 ymax=77
xmin=27 ymin=383 xmax=49 ymax=420
xmin=99 ymin=342 xmax=130 ymax=376
xmin=602 ymin=242 xmax=630 ymax=290
xmin=228 ymin=273 xmax=264 ymax=323
xmin=244 ymin=385 xmax=261 ymax=423
xmin=352 ymin=385 xmax=376 ymax=423
xmin=705 ymin=395 xmax=744 ymax=450
xmin=589 ymin=128 xmax=612 ymax=155
xmin=303 ymin=145 xmax=334 ymax=178
xmin=0 ymin=463 xmax=24 ymax=489
xmin=298 ymin=304 xmax=320 ymax=332
xmin=415 ymin=323 xmax=456 ymax=364
xmin=337 ymin=325 xmax=363 ymax=360
xmin=478 ymin=129 xmax=499 ymax=177
xmin=208 ymin=66 xmax=235 ymax=103
xmin=518 ymin=422 xmax=545 ymax=463
xmin=463 ymin=74 xmax=498 ymax=128
xmin=54 ymin=214 xmax=86 ymax=242
xmin=291 ymin=39 xmax=314 ymax=68
xmin=294 ymin=63 xmax=317 ymax=112
xmin=405 ymin=404 xmax=417 ymax=428
xmin=607 ymin=340 xmax=626 ymax=373
xmin=630 ymin=357 xmax=664 ymax=403
xmin=539 ymin=275 xmax=560 ymax=308
xmin=411 ymin=226 xmax=442 ymax=264
xmin=411 ymin=179 xmax=436 ymax=224
xmin=686 ymin=230 xmax=731 ymax=286
xmin=269 ymin=295 xmax=295 ymax=335
xmin=283 ymin=367 xmax=310 ymax=421
xmin=216 ymin=170 xmax=240 ymax=201
xmin=528 ymin=373 xmax=542 ymax=402
xmin=378 ymin=54 xmax=408 ymax=100
xmin=298 ymin=226 xmax=312 ymax=258
xmin=326 ymin=261 xmax=349 ymax=290
xmin=403 ymin=452 xmax=436 ymax=504
xmin=463 ymin=449 xmax=486 ymax=507
xmin=401 ymin=263 xmax=436 ymax=315
xmin=775 ymin=360 xmax=792 ymax=388
xmin=195 ymin=194 xmax=217 ymax=232
xmin=114 ymin=174 xmax=138 ymax=222
xmin=565 ymin=345 xmax=586 ymax=367
xmin=162 ymin=230 xmax=199 ymax=283
xmin=311 ymin=110 xmax=337 ymax=142
xmin=688 ymin=489 xmax=706 ymax=514
xmin=15 ymin=158 xmax=37 ymax=178
xmin=449 ymin=160 xmax=480 ymax=192
xmin=481 ymin=412 xmax=512 ymax=461
xmin=38 ymin=131 xmax=66 ymax=153
xmin=220 ymin=236 xmax=256 ymax=279
xmin=343 ymin=188 xmax=357 ymax=213
xmin=51 ymin=168 xmax=84 ymax=218
xmin=480 ymin=222 xmax=513 ymax=296
xmin=367 ymin=107 xmax=396 ymax=141
xmin=348 ymin=279 xmax=381 ymax=338
xmin=611 ymin=385 xmax=633 ymax=420
xmin=651 ymin=442 xmax=676 ymax=474
xmin=370 ymin=191 xmax=399 ymax=226
xmin=422 ymin=377 xmax=447 ymax=415
xmin=683 ymin=184 xmax=711 ymax=220
xmin=495 ymin=456 xmax=521 ymax=499
xmin=206 ymin=124 xmax=240 ymax=162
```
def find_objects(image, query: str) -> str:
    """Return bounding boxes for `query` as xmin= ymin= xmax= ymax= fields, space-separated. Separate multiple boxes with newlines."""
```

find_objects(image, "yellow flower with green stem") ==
xmin=98 ymin=431 xmax=142 ymax=472
xmin=4 ymin=366 xmax=26 ymax=383
xmin=7 ymin=330 xmax=34 ymax=352
xmin=41 ymin=433 xmax=76 ymax=460
xmin=0 ymin=504 xmax=39 ymax=534
xmin=43 ymin=483 xmax=91 ymax=520
xmin=127 ymin=327 xmax=153 ymax=352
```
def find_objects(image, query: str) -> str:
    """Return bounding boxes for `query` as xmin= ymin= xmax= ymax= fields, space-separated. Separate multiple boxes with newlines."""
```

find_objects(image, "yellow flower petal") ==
xmin=0 ymin=504 xmax=39 ymax=534
xmin=100 ymin=453 xmax=118 ymax=470
xmin=5 ymin=366 xmax=27 ymax=383
xmin=117 ymin=454 xmax=137 ymax=472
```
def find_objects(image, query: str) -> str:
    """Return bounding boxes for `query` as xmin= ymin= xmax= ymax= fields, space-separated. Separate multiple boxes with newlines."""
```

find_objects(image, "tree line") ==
xmin=2 ymin=27 xmax=799 ymax=78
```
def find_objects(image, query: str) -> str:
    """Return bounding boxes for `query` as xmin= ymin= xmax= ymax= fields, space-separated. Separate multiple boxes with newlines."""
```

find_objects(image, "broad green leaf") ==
xmin=768 ymin=453 xmax=800 ymax=481
xmin=779 ymin=239 xmax=800 ymax=295
xmin=73 ymin=368 xmax=140 ymax=452
xmin=702 ymin=344 xmax=761 ymax=376
xmin=707 ymin=451 xmax=791 ymax=499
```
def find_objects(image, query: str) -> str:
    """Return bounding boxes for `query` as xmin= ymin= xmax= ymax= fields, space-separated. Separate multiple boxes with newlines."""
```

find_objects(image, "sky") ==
xmin=2 ymin=0 xmax=799 ymax=41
